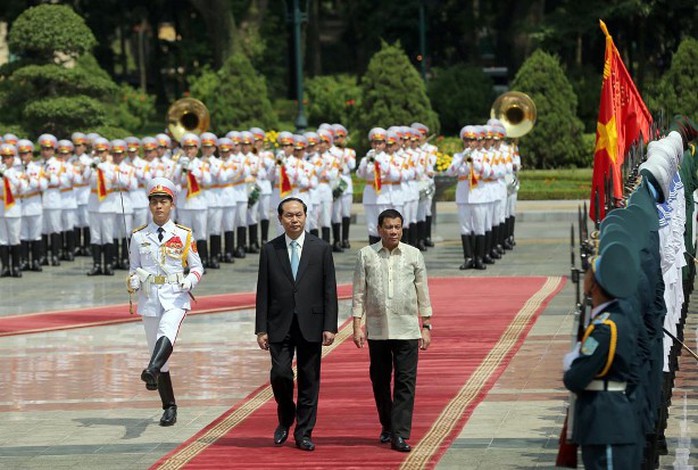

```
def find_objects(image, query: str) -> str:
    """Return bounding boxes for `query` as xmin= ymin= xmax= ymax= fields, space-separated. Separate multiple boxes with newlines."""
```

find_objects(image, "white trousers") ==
xmin=258 ymin=193 xmax=271 ymax=221
xmin=21 ymin=214 xmax=42 ymax=241
xmin=133 ymin=207 xmax=148 ymax=229
xmin=45 ymin=209 xmax=63 ymax=233
xmin=77 ymin=204 xmax=89 ymax=227
xmin=115 ymin=212 xmax=134 ymax=239
xmin=89 ymin=212 xmax=116 ymax=244
xmin=142 ymin=308 xmax=186 ymax=373
xmin=0 ymin=217 xmax=21 ymax=245
xmin=208 ymin=207 xmax=223 ymax=236
xmin=221 ymin=206 xmax=236 ymax=232
xmin=178 ymin=209 xmax=207 ymax=240
xmin=247 ymin=201 xmax=259 ymax=225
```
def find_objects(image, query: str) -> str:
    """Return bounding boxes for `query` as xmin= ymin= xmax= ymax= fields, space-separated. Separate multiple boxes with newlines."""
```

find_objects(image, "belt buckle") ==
xmin=153 ymin=275 xmax=166 ymax=285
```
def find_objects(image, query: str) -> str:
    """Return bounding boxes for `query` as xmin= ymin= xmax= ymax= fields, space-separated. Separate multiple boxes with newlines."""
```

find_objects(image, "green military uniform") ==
xmin=563 ymin=239 xmax=641 ymax=470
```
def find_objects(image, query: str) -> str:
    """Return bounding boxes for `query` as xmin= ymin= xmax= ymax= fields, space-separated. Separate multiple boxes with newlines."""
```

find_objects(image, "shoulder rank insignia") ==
xmin=132 ymin=224 xmax=147 ymax=234
xmin=592 ymin=312 xmax=611 ymax=325
xmin=175 ymin=223 xmax=192 ymax=232
xmin=581 ymin=336 xmax=599 ymax=356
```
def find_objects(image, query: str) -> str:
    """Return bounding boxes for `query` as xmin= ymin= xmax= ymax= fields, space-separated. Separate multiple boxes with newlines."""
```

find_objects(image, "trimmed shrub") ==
xmin=356 ymin=41 xmax=439 ymax=153
xmin=188 ymin=53 xmax=279 ymax=133
xmin=653 ymin=38 xmax=698 ymax=121
xmin=305 ymin=74 xmax=361 ymax=127
xmin=428 ymin=65 xmax=495 ymax=135
xmin=510 ymin=50 xmax=586 ymax=168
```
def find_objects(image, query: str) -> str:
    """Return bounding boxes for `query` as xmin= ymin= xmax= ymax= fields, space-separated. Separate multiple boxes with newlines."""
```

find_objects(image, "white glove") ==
xmin=91 ymin=156 xmax=101 ymax=168
xmin=178 ymin=157 xmax=190 ymax=169
xmin=563 ymin=341 xmax=581 ymax=372
xmin=127 ymin=274 xmax=140 ymax=293
xmin=180 ymin=277 xmax=193 ymax=292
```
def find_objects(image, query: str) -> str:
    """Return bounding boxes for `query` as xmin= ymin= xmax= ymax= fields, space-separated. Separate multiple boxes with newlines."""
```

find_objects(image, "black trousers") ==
xmin=269 ymin=315 xmax=322 ymax=441
xmin=368 ymin=339 xmax=419 ymax=439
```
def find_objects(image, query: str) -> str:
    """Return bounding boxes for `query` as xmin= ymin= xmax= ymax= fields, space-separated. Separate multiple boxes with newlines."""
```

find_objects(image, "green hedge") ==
xmin=351 ymin=168 xmax=593 ymax=202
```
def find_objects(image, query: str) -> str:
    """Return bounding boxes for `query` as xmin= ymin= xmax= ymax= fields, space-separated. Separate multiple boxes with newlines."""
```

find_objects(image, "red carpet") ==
xmin=152 ymin=276 xmax=565 ymax=470
xmin=0 ymin=285 xmax=354 ymax=337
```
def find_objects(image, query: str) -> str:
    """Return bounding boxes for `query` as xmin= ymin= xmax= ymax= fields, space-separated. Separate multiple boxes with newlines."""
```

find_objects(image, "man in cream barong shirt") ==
xmin=352 ymin=208 xmax=433 ymax=453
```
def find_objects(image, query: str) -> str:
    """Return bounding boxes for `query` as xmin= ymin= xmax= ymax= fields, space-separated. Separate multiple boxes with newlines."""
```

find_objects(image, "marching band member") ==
xmin=18 ymin=139 xmax=47 ymax=272
xmin=0 ymin=144 xmax=26 ymax=277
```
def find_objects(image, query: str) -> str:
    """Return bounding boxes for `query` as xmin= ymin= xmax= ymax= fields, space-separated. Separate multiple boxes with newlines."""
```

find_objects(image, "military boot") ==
xmin=341 ymin=217 xmax=351 ymax=248
xmin=332 ymin=223 xmax=343 ymax=253
xmin=158 ymin=372 xmax=177 ymax=426
xmin=209 ymin=235 xmax=221 ymax=269
xmin=30 ymin=240 xmax=43 ymax=272
xmin=247 ymin=224 xmax=260 ymax=253
xmin=459 ymin=235 xmax=474 ymax=270
xmin=223 ymin=231 xmax=235 ymax=263
xmin=141 ymin=336 xmax=173 ymax=391
xmin=260 ymin=219 xmax=270 ymax=245
xmin=0 ymin=246 xmax=10 ymax=277
xmin=474 ymin=235 xmax=486 ymax=270
xmin=87 ymin=245 xmax=103 ymax=276
xmin=234 ymin=227 xmax=246 ymax=258
xmin=321 ymin=227 xmax=331 ymax=243
xmin=10 ymin=245 xmax=22 ymax=278
xmin=425 ymin=215 xmax=434 ymax=247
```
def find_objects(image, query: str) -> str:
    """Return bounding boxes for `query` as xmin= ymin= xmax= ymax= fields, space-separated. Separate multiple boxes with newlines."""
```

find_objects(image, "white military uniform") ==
xmin=129 ymin=219 xmax=203 ymax=360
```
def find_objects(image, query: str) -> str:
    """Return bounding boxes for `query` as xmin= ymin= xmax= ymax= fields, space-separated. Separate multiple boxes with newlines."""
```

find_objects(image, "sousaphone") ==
xmin=490 ymin=91 xmax=537 ymax=138
xmin=166 ymin=97 xmax=210 ymax=141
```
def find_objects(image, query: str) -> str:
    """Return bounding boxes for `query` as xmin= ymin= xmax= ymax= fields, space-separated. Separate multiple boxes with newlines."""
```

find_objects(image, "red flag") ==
xmin=96 ymin=168 xmax=108 ymax=201
xmin=590 ymin=20 xmax=652 ymax=221
xmin=186 ymin=172 xmax=201 ymax=199
xmin=3 ymin=176 xmax=15 ymax=210
xmin=279 ymin=165 xmax=292 ymax=197
xmin=373 ymin=160 xmax=382 ymax=193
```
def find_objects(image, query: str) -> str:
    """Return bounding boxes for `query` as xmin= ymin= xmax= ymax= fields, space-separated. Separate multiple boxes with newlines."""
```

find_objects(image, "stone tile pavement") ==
xmin=0 ymin=201 xmax=695 ymax=469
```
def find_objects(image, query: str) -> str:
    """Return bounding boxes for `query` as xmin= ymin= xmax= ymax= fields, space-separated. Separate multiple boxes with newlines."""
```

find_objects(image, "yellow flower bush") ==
xmin=435 ymin=151 xmax=453 ymax=173
xmin=264 ymin=130 xmax=280 ymax=150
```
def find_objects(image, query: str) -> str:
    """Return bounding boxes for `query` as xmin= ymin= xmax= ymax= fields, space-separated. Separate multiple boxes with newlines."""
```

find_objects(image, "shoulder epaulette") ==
xmin=132 ymin=224 xmax=147 ymax=234
xmin=592 ymin=312 xmax=611 ymax=325
xmin=175 ymin=223 xmax=192 ymax=232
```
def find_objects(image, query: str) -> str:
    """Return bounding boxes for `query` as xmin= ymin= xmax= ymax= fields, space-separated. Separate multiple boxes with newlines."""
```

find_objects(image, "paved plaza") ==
xmin=0 ymin=201 xmax=695 ymax=469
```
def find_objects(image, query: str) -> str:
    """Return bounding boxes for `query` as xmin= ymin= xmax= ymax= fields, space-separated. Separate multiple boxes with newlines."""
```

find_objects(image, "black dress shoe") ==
xmin=391 ymin=436 xmax=411 ymax=452
xmin=379 ymin=431 xmax=392 ymax=443
xmin=160 ymin=405 xmax=177 ymax=426
xmin=295 ymin=437 xmax=315 ymax=451
xmin=273 ymin=426 xmax=289 ymax=445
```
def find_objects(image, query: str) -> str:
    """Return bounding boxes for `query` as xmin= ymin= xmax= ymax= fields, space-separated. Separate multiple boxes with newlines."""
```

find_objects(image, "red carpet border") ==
xmin=152 ymin=276 xmax=565 ymax=470
xmin=0 ymin=285 xmax=354 ymax=337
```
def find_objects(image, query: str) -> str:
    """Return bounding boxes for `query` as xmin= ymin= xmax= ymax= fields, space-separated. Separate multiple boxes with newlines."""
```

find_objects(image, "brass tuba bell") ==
xmin=166 ymin=97 xmax=211 ymax=142
xmin=490 ymin=91 xmax=537 ymax=138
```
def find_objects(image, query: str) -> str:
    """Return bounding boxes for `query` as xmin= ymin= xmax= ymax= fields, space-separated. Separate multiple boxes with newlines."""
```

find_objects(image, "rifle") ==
xmin=556 ymin=221 xmax=585 ymax=467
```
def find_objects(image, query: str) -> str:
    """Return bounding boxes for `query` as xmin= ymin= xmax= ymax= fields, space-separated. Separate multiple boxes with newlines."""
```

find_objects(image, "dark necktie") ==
xmin=157 ymin=227 xmax=164 ymax=243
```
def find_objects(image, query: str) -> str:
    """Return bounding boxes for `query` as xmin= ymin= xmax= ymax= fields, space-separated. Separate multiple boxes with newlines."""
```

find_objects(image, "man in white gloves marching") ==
xmin=127 ymin=177 xmax=204 ymax=426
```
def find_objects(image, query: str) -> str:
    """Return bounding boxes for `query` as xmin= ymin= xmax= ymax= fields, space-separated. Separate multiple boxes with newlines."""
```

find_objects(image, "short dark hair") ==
xmin=278 ymin=197 xmax=308 ymax=216
xmin=378 ymin=209 xmax=403 ymax=227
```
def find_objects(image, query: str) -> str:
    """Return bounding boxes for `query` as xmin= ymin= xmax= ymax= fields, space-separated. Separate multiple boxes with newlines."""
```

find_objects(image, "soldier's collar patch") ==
xmin=581 ymin=337 xmax=599 ymax=356
xmin=592 ymin=312 xmax=611 ymax=325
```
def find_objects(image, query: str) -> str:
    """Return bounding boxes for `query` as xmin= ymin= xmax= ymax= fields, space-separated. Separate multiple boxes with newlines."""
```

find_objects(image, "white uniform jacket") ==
xmin=129 ymin=220 xmax=204 ymax=316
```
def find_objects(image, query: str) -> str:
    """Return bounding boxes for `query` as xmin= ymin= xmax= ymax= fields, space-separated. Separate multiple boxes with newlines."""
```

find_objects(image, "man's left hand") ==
xmin=420 ymin=329 xmax=431 ymax=351
xmin=322 ymin=331 xmax=335 ymax=346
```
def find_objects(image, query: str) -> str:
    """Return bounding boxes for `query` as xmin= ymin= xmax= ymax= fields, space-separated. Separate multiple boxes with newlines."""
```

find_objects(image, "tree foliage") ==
xmin=305 ymin=74 xmax=361 ymax=127
xmin=428 ymin=65 xmax=495 ymax=135
xmin=8 ymin=4 xmax=96 ymax=62
xmin=356 ymin=41 xmax=439 ymax=150
xmin=2 ymin=5 xmax=156 ymax=137
xmin=189 ymin=53 xmax=278 ymax=132
xmin=510 ymin=50 xmax=586 ymax=168
xmin=651 ymin=37 xmax=698 ymax=121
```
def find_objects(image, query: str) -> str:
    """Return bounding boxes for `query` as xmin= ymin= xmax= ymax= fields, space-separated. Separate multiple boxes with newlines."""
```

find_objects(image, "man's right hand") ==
xmin=127 ymin=274 xmax=140 ymax=293
xmin=257 ymin=332 xmax=269 ymax=350
xmin=353 ymin=329 xmax=365 ymax=348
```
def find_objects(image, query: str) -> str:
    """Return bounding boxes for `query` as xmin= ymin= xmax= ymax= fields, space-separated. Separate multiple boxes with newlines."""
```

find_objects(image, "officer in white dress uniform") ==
xmin=112 ymin=140 xmax=137 ymax=269
xmin=200 ymin=132 xmax=222 ymax=268
xmin=128 ymin=177 xmax=203 ymax=427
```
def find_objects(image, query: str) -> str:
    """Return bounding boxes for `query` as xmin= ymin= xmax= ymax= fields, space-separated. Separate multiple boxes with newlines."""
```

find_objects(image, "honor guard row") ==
xmin=446 ymin=119 xmax=520 ymax=270
xmin=358 ymin=123 xmax=438 ymax=251
xmin=0 ymin=125 xmax=358 ymax=277
xmin=559 ymin=120 xmax=698 ymax=469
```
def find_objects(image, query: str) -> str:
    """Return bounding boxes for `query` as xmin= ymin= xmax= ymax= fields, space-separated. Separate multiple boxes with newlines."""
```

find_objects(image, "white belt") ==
xmin=150 ymin=272 xmax=184 ymax=285
xmin=585 ymin=380 xmax=626 ymax=392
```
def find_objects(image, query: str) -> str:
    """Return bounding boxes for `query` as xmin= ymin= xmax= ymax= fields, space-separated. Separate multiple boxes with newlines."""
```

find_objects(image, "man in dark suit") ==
xmin=255 ymin=197 xmax=338 ymax=451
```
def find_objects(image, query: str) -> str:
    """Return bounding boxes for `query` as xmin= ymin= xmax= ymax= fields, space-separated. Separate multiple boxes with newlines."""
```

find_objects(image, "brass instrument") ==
xmin=490 ymin=91 xmax=537 ymax=138
xmin=166 ymin=98 xmax=210 ymax=142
